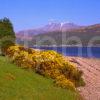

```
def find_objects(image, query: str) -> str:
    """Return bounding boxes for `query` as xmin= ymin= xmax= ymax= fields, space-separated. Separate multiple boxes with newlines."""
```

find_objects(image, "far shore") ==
xmin=31 ymin=45 xmax=100 ymax=47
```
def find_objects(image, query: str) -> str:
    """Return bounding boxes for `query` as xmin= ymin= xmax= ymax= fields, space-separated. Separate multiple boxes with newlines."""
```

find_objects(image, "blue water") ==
xmin=32 ymin=46 xmax=100 ymax=58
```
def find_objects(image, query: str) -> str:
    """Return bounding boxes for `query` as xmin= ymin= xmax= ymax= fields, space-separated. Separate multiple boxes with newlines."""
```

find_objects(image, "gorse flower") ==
xmin=6 ymin=45 xmax=84 ymax=90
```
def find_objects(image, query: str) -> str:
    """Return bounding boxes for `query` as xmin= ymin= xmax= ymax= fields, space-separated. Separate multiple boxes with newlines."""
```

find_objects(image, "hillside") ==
xmin=16 ymin=23 xmax=100 ymax=46
xmin=0 ymin=56 xmax=80 ymax=100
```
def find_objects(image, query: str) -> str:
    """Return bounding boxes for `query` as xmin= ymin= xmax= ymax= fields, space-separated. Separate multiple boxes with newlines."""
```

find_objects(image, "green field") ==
xmin=0 ymin=56 xmax=80 ymax=100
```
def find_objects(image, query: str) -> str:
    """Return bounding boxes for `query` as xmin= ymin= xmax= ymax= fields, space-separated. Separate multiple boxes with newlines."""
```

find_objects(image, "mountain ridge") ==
xmin=16 ymin=22 xmax=84 ymax=39
xmin=16 ymin=23 xmax=100 ymax=46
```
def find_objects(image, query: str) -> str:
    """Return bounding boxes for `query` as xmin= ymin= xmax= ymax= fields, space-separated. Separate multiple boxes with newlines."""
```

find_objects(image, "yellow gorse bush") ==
xmin=6 ymin=45 xmax=84 ymax=90
xmin=55 ymin=75 xmax=75 ymax=90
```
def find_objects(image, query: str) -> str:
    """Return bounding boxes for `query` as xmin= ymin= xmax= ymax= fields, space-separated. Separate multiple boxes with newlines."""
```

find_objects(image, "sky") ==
xmin=0 ymin=0 xmax=100 ymax=32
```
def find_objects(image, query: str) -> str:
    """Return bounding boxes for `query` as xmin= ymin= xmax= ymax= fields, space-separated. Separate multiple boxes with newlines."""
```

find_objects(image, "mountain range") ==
xmin=16 ymin=22 xmax=100 ymax=46
xmin=16 ymin=22 xmax=83 ymax=39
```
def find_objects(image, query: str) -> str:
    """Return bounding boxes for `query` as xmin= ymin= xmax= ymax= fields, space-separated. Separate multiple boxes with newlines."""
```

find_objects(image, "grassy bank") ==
xmin=0 ymin=56 xmax=80 ymax=100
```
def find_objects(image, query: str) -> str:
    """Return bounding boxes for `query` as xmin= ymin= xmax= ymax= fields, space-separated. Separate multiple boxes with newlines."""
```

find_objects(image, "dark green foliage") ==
xmin=0 ymin=18 xmax=15 ymax=37
xmin=0 ymin=17 xmax=15 ymax=55
xmin=1 ymin=40 xmax=15 ymax=55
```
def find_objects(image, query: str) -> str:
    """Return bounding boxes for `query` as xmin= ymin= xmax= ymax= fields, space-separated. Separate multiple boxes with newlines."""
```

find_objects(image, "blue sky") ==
xmin=0 ymin=0 xmax=100 ymax=31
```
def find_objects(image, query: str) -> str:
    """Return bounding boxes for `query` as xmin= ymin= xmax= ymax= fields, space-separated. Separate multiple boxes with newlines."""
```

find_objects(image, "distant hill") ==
xmin=16 ymin=23 xmax=100 ymax=46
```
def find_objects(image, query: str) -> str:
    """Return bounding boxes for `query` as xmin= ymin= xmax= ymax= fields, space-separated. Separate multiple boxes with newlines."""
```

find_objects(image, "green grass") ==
xmin=0 ymin=56 xmax=80 ymax=100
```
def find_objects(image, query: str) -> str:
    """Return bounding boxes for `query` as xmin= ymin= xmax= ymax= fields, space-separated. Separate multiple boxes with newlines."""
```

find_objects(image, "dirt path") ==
xmin=67 ymin=57 xmax=100 ymax=100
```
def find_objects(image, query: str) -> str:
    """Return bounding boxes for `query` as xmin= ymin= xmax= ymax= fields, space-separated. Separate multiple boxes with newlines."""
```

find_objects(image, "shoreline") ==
xmin=66 ymin=56 xmax=100 ymax=100
xmin=66 ymin=55 xmax=100 ymax=59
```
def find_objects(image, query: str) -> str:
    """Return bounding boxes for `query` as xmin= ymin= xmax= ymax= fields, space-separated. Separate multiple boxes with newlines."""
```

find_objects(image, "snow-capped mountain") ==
xmin=16 ymin=22 xmax=82 ymax=39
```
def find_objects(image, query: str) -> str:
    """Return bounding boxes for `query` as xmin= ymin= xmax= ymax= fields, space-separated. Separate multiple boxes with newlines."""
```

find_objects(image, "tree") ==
xmin=0 ymin=17 xmax=15 ymax=55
